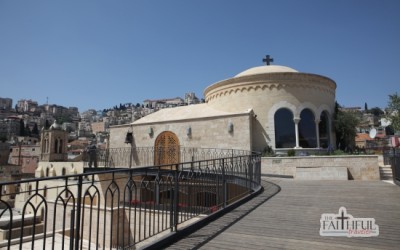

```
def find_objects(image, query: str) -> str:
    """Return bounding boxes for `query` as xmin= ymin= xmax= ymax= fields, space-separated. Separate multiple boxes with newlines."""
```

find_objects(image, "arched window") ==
xmin=28 ymin=184 xmax=32 ymax=195
xmin=299 ymin=109 xmax=316 ymax=148
xmin=319 ymin=111 xmax=330 ymax=148
xmin=59 ymin=139 xmax=63 ymax=153
xmin=43 ymin=186 xmax=47 ymax=198
xmin=274 ymin=108 xmax=295 ymax=148
xmin=46 ymin=168 xmax=49 ymax=177
xmin=62 ymin=167 xmax=66 ymax=176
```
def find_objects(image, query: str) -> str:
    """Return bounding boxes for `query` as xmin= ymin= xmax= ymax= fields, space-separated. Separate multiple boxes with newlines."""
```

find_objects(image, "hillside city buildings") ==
xmin=0 ymin=93 xmax=201 ymax=179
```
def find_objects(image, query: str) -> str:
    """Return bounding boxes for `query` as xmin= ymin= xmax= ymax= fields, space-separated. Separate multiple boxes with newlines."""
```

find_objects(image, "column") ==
xmin=315 ymin=119 xmax=320 ymax=148
xmin=294 ymin=117 xmax=301 ymax=148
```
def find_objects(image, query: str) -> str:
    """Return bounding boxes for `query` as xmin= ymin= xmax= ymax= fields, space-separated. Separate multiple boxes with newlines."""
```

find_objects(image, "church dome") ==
xmin=234 ymin=65 xmax=298 ymax=77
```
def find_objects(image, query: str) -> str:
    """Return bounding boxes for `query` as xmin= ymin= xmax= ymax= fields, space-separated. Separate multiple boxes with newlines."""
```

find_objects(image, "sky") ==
xmin=0 ymin=0 xmax=399 ymax=112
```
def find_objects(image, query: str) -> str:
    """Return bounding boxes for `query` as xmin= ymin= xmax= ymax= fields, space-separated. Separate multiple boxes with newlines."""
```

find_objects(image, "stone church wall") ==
xmin=109 ymin=114 xmax=252 ymax=151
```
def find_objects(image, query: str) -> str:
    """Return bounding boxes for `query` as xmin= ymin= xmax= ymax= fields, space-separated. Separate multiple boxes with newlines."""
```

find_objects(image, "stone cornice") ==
xmin=129 ymin=112 xmax=252 ymax=127
xmin=204 ymin=72 xmax=336 ymax=102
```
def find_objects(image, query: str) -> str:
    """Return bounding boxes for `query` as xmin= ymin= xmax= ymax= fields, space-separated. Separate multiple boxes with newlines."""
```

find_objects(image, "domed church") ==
xmin=110 ymin=56 xmax=337 ymax=154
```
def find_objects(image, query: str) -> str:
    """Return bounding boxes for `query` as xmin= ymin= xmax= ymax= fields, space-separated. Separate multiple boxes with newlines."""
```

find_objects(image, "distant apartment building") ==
xmin=0 ymin=117 xmax=21 ymax=140
xmin=8 ymin=144 xmax=40 ymax=174
xmin=17 ymin=99 xmax=39 ymax=113
xmin=68 ymin=107 xmax=79 ymax=117
xmin=106 ymin=109 xmax=119 ymax=118
xmin=15 ymin=136 xmax=40 ymax=145
xmin=78 ymin=121 xmax=92 ymax=137
xmin=62 ymin=122 xmax=76 ymax=132
xmin=339 ymin=106 xmax=362 ymax=114
xmin=91 ymin=121 xmax=109 ymax=134
xmin=0 ymin=142 xmax=10 ymax=164
xmin=80 ymin=109 xmax=97 ymax=122
xmin=361 ymin=113 xmax=378 ymax=127
xmin=41 ymin=104 xmax=79 ymax=119
xmin=0 ymin=165 xmax=22 ymax=185
xmin=0 ymin=97 xmax=12 ymax=111
xmin=184 ymin=92 xmax=200 ymax=105
xmin=143 ymin=97 xmax=184 ymax=109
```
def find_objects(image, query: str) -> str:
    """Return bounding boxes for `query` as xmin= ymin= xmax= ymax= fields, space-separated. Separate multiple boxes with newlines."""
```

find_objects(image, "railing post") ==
xmin=105 ymin=148 xmax=110 ymax=168
xmin=173 ymin=165 xmax=179 ymax=231
xmin=248 ymin=155 xmax=253 ymax=189
xmin=74 ymin=175 xmax=83 ymax=250
xmin=222 ymin=159 xmax=227 ymax=208
xmin=393 ymin=147 xmax=398 ymax=183
xmin=129 ymin=144 xmax=133 ymax=168
xmin=70 ymin=209 xmax=75 ymax=250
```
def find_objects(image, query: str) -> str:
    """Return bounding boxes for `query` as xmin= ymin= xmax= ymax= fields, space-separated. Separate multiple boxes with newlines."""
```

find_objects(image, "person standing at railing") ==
xmin=86 ymin=141 xmax=98 ymax=168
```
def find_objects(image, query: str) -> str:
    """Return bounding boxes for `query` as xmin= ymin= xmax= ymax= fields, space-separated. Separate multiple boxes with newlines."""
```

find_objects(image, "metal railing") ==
xmin=84 ymin=147 xmax=251 ymax=168
xmin=383 ymin=147 xmax=400 ymax=185
xmin=0 ymin=149 xmax=261 ymax=249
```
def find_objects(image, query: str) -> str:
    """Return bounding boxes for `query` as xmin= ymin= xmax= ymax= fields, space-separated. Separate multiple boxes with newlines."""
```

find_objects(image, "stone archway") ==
xmin=154 ymin=131 xmax=180 ymax=167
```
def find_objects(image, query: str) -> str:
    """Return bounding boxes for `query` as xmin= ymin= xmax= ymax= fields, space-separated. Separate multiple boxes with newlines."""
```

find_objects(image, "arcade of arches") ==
xmin=274 ymin=108 xmax=331 ymax=149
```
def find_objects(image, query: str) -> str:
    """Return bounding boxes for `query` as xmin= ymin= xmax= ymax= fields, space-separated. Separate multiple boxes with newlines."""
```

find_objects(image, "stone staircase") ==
xmin=378 ymin=155 xmax=393 ymax=181
xmin=379 ymin=165 xmax=393 ymax=180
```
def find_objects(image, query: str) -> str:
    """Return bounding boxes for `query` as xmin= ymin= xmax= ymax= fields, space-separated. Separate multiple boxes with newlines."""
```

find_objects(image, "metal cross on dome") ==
xmin=262 ymin=55 xmax=274 ymax=65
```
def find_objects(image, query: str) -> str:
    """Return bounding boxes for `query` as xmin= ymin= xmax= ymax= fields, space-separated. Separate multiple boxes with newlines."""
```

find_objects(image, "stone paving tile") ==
xmin=165 ymin=178 xmax=400 ymax=250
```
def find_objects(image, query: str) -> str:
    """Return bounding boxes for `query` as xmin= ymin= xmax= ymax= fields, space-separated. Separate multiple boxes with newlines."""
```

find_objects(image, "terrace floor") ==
xmin=165 ymin=178 xmax=400 ymax=250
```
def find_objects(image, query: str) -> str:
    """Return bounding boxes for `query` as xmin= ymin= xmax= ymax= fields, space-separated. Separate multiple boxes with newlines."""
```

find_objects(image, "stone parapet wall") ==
xmin=261 ymin=155 xmax=380 ymax=180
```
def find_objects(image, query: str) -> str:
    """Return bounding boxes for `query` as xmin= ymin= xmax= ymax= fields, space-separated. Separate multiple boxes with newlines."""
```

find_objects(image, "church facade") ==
xmin=109 ymin=61 xmax=336 ymax=155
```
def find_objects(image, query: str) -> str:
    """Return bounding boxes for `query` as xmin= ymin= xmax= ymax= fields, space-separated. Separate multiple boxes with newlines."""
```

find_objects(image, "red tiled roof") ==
xmin=355 ymin=133 xmax=371 ymax=141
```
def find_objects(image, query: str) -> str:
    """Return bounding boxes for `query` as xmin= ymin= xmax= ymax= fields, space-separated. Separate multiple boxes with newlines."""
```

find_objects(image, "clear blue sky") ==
xmin=1 ymin=0 xmax=399 ymax=112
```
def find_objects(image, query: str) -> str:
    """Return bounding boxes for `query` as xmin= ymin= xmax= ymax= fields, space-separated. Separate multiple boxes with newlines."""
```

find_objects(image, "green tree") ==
xmin=25 ymin=123 xmax=31 ymax=137
xmin=56 ymin=114 xmax=72 ymax=124
xmin=386 ymin=92 xmax=400 ymax=133
xmin=19 ymin=119 xmax=25 ymax=136
xmin=32 ymin=123 xmax=39 ymax=136
xmin=368 ymin=107 xmax=384 ymax=117
xmin=334 ymin=103 xmax=359 ymax=151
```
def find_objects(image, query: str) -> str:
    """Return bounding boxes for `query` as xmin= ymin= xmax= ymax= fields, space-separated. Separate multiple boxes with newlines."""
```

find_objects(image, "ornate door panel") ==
xmin=154 ymin=131 xmax=180 ymax=167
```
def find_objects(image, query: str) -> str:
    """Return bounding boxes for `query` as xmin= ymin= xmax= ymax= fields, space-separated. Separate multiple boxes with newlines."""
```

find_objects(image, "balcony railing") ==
xmin=0 ymin=148 xmax=261 ymax=249
xmin=383 ymin=147 xmax=400 ymax=185
xmin=82 ymin=147 xmax=251 ymax=168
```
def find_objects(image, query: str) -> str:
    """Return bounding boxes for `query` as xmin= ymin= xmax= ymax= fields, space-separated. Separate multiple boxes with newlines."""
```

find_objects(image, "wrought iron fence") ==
xmin=383 ymin=147 xmax=400 ymax=185
xmin=0 ymin=150 xmax=261 ymax=249
xmin=84 ymin=147 xmax=251 ymax=168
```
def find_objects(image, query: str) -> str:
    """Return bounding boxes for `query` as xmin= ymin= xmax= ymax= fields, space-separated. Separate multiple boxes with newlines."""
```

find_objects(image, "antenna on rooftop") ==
xmin=369 ymin=128 xmax=377 ymax=139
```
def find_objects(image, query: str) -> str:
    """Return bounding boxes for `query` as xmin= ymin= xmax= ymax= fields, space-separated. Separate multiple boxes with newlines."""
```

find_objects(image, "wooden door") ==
xmin=154 ymin=131 xmax=180 ymax=167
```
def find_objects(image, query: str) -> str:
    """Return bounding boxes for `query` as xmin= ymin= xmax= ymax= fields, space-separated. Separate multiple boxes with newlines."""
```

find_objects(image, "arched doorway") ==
xmin=274 ymin=108 xmax=296 ymax=148
xmin=154 ymin=131 xmax=180 ymax=167
xmin=298 ymin=109 xmax=317 ymax=148
xmin=319 ymin=111 xmax=330 ymax=148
